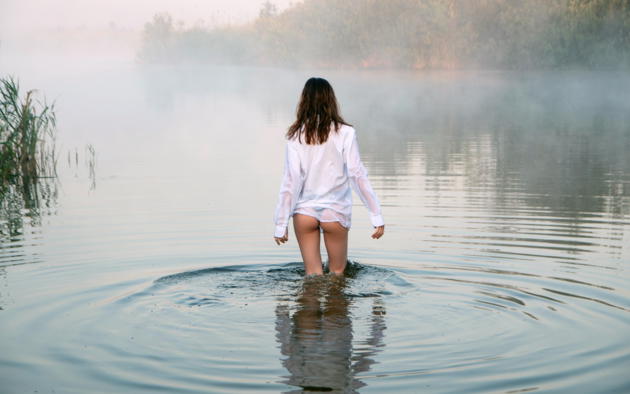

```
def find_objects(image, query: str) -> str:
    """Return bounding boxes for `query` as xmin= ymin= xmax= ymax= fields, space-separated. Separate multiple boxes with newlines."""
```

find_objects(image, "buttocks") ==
xmin=274 ymin=124 xmax=383 ymax=237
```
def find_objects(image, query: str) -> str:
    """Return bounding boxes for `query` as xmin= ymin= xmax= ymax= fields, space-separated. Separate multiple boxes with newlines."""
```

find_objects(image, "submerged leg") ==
xmin=320 ymin=221 xmax=349 ymax=275
xmin=293 ymin=214 xmax=324 ymax=275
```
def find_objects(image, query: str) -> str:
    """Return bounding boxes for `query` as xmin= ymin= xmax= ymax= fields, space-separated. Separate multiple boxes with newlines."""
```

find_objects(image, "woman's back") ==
xmin=276 ymin=123 xmax=382 ymax=234
xmin=292 ymin=124 xmax=351 ymax=208
xmin=273 ymin=77 xmax=384 ymax=276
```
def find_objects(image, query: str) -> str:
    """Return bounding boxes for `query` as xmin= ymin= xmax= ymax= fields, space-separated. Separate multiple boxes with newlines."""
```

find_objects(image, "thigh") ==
xmin=293 ymin=214 xmax=323 ymax=275
xmin=320 ymin=221 xmax=349 ymax=275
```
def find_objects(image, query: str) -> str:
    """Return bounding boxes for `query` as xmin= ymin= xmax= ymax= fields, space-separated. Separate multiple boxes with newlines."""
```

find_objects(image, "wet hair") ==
xmin=286 ymin=77 xmax=350 ymax=144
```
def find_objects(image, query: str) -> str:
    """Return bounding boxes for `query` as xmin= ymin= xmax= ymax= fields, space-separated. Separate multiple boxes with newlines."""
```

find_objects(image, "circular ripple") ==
xmin=2 ymin=261 xmax=628 ymax=393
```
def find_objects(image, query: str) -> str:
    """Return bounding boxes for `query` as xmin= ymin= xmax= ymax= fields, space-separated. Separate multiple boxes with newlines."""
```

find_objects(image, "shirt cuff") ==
xmin=370 ymin=214 xmax=384 ymax=227
xmin=274 ymin=224 xmax=287 ymax=238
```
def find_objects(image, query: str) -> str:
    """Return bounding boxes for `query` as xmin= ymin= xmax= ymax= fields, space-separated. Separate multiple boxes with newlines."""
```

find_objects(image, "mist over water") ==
xmin=1 ymin=1 xmax=630 ymax=393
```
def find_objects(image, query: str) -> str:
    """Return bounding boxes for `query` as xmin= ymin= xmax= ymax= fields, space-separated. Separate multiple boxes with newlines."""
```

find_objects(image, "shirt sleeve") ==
xmin=344 ymin=128 xmax=384 ymax=227
xmin=273 ymin=141 xmax=303 ymax=237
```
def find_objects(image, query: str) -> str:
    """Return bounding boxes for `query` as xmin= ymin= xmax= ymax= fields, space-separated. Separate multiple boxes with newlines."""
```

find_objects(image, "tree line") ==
xmin=138 ymin=0 xmax=630 ymax=69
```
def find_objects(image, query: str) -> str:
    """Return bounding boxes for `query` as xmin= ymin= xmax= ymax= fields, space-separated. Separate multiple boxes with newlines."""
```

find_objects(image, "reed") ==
xmin=0 ymin=76 xmax=59 ymax=239
xmin=0 ymin=76 xmax=57 ymax=185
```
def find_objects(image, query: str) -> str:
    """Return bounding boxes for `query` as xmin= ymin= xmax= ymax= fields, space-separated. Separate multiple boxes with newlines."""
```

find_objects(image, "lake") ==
xmin=1 ymin=57 xmax=629 ymax=393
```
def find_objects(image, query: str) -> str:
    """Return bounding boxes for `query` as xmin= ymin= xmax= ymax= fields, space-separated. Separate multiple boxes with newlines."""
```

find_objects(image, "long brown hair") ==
xmin=286 ymin=77 xmax=349 ymax=144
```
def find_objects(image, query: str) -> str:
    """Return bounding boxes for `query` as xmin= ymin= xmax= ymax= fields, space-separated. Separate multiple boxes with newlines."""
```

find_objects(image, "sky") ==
xmin=0 ymin=0 xmax=296 ymax=35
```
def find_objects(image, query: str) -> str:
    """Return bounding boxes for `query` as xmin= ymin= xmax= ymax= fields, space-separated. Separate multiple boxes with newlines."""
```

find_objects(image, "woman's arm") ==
xmin=274 ymin=141 xmax=303 ymax=241
xmin=344 ymin=128 xmax=385 ymax=230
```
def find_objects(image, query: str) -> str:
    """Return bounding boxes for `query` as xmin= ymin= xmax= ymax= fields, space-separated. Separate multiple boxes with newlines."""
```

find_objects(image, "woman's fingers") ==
xmin=274 ymin=235 xmax=289 ymax=245
xmin=371 ymin=225 xmax=385 ymax=239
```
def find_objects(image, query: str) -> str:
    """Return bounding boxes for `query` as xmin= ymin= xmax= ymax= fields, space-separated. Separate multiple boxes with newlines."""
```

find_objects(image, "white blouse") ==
xmin=273 ymin=124 xmax=384 ymax=238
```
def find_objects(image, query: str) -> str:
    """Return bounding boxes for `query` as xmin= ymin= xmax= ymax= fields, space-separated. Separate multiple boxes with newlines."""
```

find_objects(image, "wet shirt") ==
xmin=273 ymin=124 xmax=384 ymax=238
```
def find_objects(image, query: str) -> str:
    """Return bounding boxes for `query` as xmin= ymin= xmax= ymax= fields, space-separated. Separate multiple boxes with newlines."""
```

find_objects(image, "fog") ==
xmin=1 ymin=3 xmax=629 ymax=392
xmin=0 ymin=0 xmax=295 ymax=61
xmin=1 ymin=0 xmax=295 ymax=31
xmin=1 ymin=0 xmax=628 ymax=228
xmin=2 ymin=1 xmax=628 ymax=70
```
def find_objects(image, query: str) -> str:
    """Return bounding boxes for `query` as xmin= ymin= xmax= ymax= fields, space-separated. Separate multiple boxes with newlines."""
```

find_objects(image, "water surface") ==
xmin=0 ymin=60 xmax=629 ymax=393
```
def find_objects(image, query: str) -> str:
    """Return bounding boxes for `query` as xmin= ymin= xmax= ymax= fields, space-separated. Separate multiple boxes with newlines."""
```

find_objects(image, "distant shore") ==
xmin=137 ymin=0 xmax=630 ymax=70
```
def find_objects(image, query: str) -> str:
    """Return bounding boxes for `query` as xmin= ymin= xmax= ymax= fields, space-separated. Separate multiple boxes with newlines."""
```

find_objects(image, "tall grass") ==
xmin=0 ymin=76 xmax=57 ymax=184
xmin=1 ymin=76 xmax=58 ymax=239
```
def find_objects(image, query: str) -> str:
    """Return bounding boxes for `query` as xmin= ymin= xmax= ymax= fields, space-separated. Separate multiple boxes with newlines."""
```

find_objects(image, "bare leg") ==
xmin=320 ymin=221 xmax=349 ymax=275
xmin=293 ymin=214 xmax=324 ymax=275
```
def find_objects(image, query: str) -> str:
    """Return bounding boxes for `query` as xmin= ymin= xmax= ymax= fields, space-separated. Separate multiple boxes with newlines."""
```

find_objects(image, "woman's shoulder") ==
xmin=333 ymin=123 xmax=354 ymax=137
xmin=286 ymin=134 xmax=301 ymax=147
xmin=336 ymin=124 xmax=356 ymax=144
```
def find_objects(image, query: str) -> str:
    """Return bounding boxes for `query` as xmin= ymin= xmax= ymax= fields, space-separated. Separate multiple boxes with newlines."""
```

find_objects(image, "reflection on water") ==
xmin=276 ymin=275 xmax=386 ymax=393
xmin=0 ymin=176 xmax=57 ymax=259
xmin=0 ymin=64 xmax=628 ymax=393
xmin=0 ymin=143 xmax=96 ymax=268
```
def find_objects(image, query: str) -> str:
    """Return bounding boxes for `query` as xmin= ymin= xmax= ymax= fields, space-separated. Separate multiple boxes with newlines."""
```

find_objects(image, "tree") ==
xmin=260 ymin=1 xmax=278 ymax=18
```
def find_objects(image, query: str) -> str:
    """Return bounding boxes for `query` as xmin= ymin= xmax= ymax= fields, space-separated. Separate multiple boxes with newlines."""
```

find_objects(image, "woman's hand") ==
xmin=274 ymin=229 xmax=289 ymax=245
xmin=371 ymin=225 xmax=385 ymax=239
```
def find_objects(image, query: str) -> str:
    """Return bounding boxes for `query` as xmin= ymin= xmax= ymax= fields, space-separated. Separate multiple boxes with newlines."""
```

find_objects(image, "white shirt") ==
xmin=273 ymin=124 xmax=384 ymax=238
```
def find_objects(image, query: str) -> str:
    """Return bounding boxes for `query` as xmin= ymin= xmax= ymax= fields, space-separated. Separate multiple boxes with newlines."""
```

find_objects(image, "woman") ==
xmin=273 ymin=77 xmax=384 ymax=275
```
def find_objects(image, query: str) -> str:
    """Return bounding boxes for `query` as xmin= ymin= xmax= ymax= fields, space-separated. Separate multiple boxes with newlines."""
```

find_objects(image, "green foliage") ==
xmin=0 ymin=76 xmax=57 ymax=184
xmin=259 ymin=1 xmax=279 ymax=18
xmin=0 ymin=76 xmax=58 ymax=239
xmin=136 ymin=13 xmax=177 ymax=63
xmin=137 ymin=0 xmax=630 ymax=69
